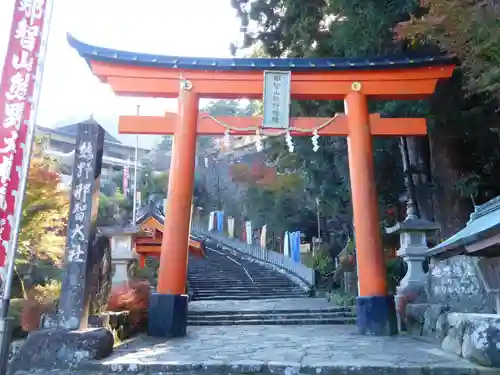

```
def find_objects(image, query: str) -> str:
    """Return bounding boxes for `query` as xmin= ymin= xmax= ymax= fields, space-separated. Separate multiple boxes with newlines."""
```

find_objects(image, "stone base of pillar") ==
xmin=356 ymin=295 xmax=398 ymax=336
xmin=147 ymin=293 xmax=188 ymax=338
xmin=9 ymin=328 xmax=114 ymax=372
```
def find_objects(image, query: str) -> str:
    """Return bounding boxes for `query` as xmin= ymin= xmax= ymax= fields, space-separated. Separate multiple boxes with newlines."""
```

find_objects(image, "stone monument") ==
xmin=58 ymin=121 xmax=105 ymax=329
xmin=10 ymin=122 xmax=114 ymax=373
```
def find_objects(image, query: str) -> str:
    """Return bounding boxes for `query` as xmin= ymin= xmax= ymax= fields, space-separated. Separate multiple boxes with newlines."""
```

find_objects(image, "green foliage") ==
xmin=396 ymin=0 xmax=500 ymax=100
xmin=328 ymin=291 xmax=356 ymax=307
xmin=20 ymin=280 xmax=61 ymax=333
xmin=229 ymin=0 xmax=500 ymax=242
xmin=138 ymin=157 xmax=169 ymax=202
xmin=8 ymin=299 xmax=25 ymax=338
xmin=18 ymin=139 xmax=68 ymax=281
xmin=29 ymin=279 xmax=61 ymax=305
xmin=97 ymin=190 xmax=133 ymax=226
xmin=130 ymin=258 xmax=159 ymax=286
xmin=385 ymin=257 xmax=407 ymax=293
xmin=312 ymin=248 xmax=334 ymax=277
xmin=229 ymin=0 xmax=412 ymax=246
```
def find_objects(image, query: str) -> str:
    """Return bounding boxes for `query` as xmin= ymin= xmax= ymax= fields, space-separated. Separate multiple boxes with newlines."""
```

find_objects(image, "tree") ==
xmin=395 ymin=0 xmax=500 ymax=100
xmin=97 ymin=190 xmax=133 ymax=226
xmin=230 ymin=0 xmax=412 ymax=249
xmin=393 ymin=0 xmax=500 ymax=235
xmin=229 ymin=0 xmax=500 ymax=242
xmin=157 ymin=136 xmax=173 ymax=152
xmin=17 ymin=139 xmax=69 ymax=296
xmin=194 ymin=100 xmax=262 ymax=215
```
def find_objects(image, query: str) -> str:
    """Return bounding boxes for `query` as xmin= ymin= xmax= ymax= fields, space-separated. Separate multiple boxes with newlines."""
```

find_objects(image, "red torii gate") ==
xmin=68 ymin=34 xmax=454 ymax=338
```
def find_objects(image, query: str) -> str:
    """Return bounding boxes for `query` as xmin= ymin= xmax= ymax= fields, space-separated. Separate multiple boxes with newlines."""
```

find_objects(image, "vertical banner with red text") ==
xmin=0 ymin=0 xmax=49 ymax=271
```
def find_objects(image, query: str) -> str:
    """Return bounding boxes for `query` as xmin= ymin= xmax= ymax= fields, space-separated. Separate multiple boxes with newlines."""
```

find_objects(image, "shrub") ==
xmin=107 ymin=280 xmax=151 ymax=331
xmin=20 ymin=299 xmax=54 ymax=332
xmin=20 ymin=280 xmax=61 ymax=332
xmin=328 ymin=291 xmax=356 ymax=307
xmin=312 ymin=249 xmax=333 ymax=276
xmin=30 ymin=280 xmax=61 ymax=304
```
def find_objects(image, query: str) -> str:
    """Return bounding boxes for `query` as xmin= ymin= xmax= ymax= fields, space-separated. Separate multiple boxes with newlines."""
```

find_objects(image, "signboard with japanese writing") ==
xmin=58 ymin=122 xmax=104 ymax=330
xmin=262 ymin=71 xmax=291 ymax=129
xmin=0 ymin=0 xmax=49 ymax=270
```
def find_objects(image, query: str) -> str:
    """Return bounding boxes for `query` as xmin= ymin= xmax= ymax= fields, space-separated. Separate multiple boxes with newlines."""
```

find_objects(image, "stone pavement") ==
xmin=74 ymin=324 xmax=495 ymax=375
xmin=11 ymin=299 xmax=496 ymax=375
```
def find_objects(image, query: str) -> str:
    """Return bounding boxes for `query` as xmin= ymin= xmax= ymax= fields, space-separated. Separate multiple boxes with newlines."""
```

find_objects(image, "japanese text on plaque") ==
xmin=262 ymin=71 xmax=291 ymax=129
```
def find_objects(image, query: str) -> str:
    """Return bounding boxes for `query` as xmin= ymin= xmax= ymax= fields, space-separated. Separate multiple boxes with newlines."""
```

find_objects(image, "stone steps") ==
xmin=188 ymin=307 xmax=356 ymax=326
xmin=187 ymin=307 xmax=356 ymax=326
xmin=188 ymin=276 xmax=294 ymax=282
xmin=191 ymin=289 xmax=305 ymax=295
xmin=187 ymin=317 xmax=356 ymax=325
xmin=188 ymin=282 xmax=297 ymax=287
xmin=188 ymin=307 xmax=353 ymax=315
xmin=187 ymin=244 xmax=308 ymax=301
xmin=188 ymin=312 xmax=355 ymax=320
xmin=192 ymin=294 xmax=302 ymax=300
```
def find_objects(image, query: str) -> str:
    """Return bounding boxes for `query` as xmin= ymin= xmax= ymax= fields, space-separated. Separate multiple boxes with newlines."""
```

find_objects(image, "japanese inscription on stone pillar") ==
xmin=58 ymin=122 xmax=104 ymax=330
xmin=262 ymin=71 xmax=291 ymax=129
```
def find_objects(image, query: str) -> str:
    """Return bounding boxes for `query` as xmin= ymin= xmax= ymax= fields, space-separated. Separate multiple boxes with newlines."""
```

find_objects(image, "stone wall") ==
xmin=427 ymin=255 xmax=496 ymax=313
xmin=406 ymin=305 xmax=500 ymax=367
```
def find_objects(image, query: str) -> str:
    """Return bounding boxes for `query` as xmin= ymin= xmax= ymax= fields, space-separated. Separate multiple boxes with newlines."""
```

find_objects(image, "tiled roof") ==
xmin=67 ymin=34 xmax=455 ymax=72
xmin=428 ymin=196 xmax=500 ymax=257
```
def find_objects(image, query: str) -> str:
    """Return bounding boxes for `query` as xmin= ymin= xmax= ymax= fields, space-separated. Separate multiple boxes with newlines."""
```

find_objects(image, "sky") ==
xmin=0 ymin=0 xmax=242 ymax=148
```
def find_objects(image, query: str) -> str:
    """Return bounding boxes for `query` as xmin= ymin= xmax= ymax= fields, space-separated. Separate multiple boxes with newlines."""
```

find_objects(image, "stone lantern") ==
xmin=100 ymin=226 xmax=138 ymax=286
xmin=386 ymin=200 xmax=440 ymax=331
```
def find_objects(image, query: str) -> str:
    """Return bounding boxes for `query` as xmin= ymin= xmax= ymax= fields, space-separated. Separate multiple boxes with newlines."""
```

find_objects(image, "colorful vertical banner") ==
xmin=245 ymin=221 xmax=252 ymax=245
xmin=216 ymin=211 xmax=224 ymax=232
xmin=283 ymin=231 xmax=290 ymax=257
xmin=260 ymin=224 xmax=267 ymax=249
xmin=291 ymin=231 xmax=301 ymax=263
xmin=136 ymin=191 xmax=141 ymax=208
xmin=208 ymin=211 xmax=215 ymax=231
xmin=0 ymin=0 xmax=50 ymax=269
xmin=241 ymin=222 xmax=246 ymax=242
xmin=123 ymin=160 xmax=130 ymax=196
xmin=227 ymin=216 xmax=235 ymax=238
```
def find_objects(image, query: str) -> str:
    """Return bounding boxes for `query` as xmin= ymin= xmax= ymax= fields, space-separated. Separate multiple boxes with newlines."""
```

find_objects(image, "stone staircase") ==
xmin=187 ymin=245 xmax=307 ymax=301
xmin=187 ymin=306 xmax=356 ymax=326
xmin=187 ymin=241 xmax=356 ymax=326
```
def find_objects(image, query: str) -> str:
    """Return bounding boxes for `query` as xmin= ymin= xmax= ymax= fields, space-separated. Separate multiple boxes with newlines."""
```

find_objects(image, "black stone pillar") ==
xmin=58 ymin=122 xmax=104 ymax=330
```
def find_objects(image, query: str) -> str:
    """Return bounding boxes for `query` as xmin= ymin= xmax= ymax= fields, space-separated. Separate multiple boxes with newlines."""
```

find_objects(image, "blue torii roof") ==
xmin=67 ymin=34 xmax=455 ymax=72
xmin=428 ymin=196 xmax=500 ymax=258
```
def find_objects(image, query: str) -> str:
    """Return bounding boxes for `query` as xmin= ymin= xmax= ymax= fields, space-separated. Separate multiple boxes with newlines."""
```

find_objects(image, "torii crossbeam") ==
xmin=68 ymin=33 xmax=455 ymax=338
xmin=118 ymin=113 xmax=428 ymax=136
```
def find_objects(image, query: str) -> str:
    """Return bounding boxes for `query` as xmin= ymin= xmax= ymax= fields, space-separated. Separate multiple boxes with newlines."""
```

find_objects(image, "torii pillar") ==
xmin=148 ymin=83 xmax=199 ymax=338
xmin=67 ymin=33 xmax=454 ymax=337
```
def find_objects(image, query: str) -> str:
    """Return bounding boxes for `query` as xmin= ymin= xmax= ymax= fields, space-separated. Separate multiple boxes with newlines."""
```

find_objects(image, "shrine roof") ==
xmin=68 ymin=34 xmax=455 ymax=72
xmin=136 ymin=200 xmax=165 ymax=226
xmin=428 ymin=196 xmax=500 ymax=258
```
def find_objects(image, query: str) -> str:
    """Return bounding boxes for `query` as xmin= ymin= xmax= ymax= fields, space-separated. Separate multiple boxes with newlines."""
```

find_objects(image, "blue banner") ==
xmin=289 ymin=231 xmax=300 ymax=263
xmin=216 ymin=211 xmax=224 ymax=232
